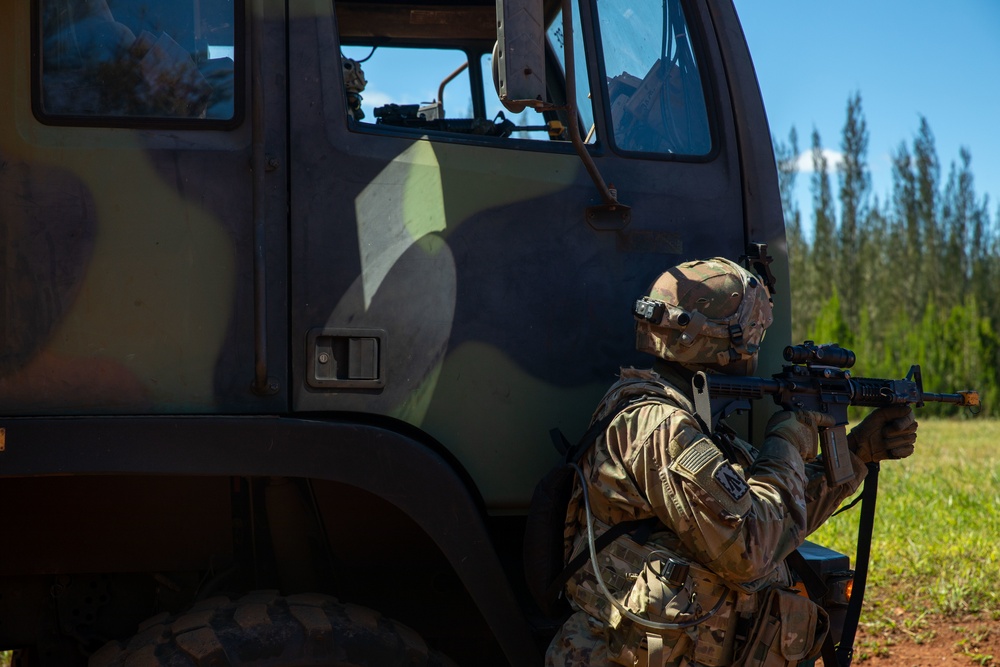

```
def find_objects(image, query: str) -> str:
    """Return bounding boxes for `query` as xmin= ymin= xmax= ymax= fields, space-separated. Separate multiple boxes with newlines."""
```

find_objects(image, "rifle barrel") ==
xmin=921 ymin=390 xmax=980 ymax=407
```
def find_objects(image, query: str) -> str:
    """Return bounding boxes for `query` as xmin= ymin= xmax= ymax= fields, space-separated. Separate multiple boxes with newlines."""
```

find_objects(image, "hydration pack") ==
xmin=522 ymin=405 xmax=654 ymax=618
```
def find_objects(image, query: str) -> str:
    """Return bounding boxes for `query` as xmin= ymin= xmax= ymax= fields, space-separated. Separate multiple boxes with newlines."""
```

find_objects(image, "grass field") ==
xmin=811 ymin=417 xmax=1000 ymax=622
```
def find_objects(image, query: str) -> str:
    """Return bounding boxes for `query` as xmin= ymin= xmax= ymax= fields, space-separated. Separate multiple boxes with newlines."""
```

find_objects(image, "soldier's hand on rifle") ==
xmin=764 ymin=410 xmax=837 ymax=462
xmin=848 ymin=405 xmax=918 ymax=463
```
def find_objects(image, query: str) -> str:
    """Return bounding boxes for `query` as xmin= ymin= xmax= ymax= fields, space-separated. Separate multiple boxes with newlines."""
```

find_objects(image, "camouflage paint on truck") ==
xmin=0 ymin=0 xmax=794 ymax=664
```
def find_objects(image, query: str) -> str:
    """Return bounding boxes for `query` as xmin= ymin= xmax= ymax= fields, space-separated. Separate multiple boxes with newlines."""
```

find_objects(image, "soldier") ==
xmin=546 ymin=257 xmax=917 ymax=667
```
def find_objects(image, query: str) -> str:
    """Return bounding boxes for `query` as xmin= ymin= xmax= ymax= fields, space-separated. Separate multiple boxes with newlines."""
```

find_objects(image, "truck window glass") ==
xmin=337 ymin=2 xmax=594 ymax=144
xmin=478 ymin=53 xmax=558 ymax=141
xmin=596 ymin=0 xmax=710 ymax=155
xmin=340 ymin=46 xmax=481 ymax=131
xmin=37 ymin=0 xmax=238 ymax=124
xmin=540 ymin=3 xmax=596 ymax=143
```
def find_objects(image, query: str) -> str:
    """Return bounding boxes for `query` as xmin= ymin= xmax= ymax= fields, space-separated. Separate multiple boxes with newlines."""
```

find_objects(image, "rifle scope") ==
xmin=783 ymin=342 xmax=856 ymax=369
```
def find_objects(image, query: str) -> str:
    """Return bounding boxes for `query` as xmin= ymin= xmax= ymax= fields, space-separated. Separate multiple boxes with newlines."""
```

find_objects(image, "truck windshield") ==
xmin=596 ymin=0 xmax=710 ymax=156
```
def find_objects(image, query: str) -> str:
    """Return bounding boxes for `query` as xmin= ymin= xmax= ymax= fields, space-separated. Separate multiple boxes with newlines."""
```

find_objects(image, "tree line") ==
xmin=774 ymin=93 xmax=998 ymax=416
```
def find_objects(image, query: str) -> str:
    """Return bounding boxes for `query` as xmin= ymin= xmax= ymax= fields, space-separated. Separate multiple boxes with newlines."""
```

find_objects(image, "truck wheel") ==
xmin=89 ymin=591 xmax=458 ymax=666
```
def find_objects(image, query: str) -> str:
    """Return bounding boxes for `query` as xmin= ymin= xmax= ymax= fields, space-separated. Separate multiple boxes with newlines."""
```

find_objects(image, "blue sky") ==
xmin=733 ymin=0 xmax=1000 ymax=226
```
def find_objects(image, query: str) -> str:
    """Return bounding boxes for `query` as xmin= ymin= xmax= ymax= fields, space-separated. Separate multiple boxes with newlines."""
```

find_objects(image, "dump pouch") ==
xmin=608 ymin=550 xmax=693 ymax=666
xmin=737 ymin=588 xmax=829 ymax=667
xmin=568 ymin=533 xmax=739 ymax=667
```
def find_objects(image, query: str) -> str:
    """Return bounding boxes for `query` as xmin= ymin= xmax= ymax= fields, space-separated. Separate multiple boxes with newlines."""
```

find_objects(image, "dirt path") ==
xmin=828 ymin=614 xmax=1000 ymax=666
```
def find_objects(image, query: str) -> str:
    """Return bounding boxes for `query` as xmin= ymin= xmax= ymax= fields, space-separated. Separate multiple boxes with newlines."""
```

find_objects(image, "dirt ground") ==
xmin=827 ymin=614 xmax=1000 ymax=667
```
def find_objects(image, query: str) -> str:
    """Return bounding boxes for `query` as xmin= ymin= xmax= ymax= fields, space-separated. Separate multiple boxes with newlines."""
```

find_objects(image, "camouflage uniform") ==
xmin=545 ymin=365 xmax=868 ymax=667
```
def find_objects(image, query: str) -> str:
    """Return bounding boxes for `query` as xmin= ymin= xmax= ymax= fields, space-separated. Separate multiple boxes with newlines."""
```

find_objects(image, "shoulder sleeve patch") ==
xmin=669 ymin=438 xmax=752 ymax=517
xmin=713 ymin=463 xmax=750 ymax=502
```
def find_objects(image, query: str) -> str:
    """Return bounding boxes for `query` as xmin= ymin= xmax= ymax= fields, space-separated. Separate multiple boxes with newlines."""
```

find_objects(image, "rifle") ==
xmin=374 ymin=104 xmax=519 ymax=137
xmin=691 ymin=340 xmax=980 ymax=485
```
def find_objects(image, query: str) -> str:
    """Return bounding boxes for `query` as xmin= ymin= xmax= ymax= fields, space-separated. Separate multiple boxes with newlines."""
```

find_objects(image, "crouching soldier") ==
xmin=546 ymin=257 xmax=917 ymax=667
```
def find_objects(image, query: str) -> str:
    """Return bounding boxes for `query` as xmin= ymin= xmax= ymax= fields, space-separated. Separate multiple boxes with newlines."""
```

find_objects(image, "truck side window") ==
xmin=36 ymin=0 xmax=239 ymax=124
xmin=340 ymin=46 xmax=485 ymax=133
xmin=336 ymin=2 xmax=594 ymax=144
xmin=596 ymin=0 xmax=710 ymax=155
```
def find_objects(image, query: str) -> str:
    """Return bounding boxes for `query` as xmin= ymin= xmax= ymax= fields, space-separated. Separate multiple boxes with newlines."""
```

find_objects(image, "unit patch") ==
xmin=713 ymin=462 xmax=749 ymax=502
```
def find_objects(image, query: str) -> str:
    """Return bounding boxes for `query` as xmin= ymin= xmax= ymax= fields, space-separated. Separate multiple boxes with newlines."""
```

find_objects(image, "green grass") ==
xmin=810 ymin=418 xmax=1000 ymax=619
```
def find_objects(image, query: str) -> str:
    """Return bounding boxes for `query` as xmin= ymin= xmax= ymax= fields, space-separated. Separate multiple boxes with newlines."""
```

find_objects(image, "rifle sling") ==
xmin=785 ymin=462 xmax=880 ymax=667
xmin=835 ymin=462 xmax=880 ymax=667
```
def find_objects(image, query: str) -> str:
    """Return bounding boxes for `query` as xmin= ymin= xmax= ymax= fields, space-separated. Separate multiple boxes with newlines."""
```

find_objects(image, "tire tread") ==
xmin=89 ymin=592 xmax=459 ymax=667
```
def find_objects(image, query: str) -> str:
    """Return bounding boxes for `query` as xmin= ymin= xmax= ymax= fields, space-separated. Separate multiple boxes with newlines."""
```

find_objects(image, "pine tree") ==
xmin=774 ymin=127 xmax=813 ymax=340
xmin=858 ymin=198 xmax=890 ymax=361
xmin=913 ymin=117 xmax=941 ymax=305
xmin=890 ymin=142 xmax=921 ymax=321
xmin=837 ymin=93 xmax=870 ymax=331
xmin=775 ymin=99 xmax=999 ymax=415
xmin=775 ymin=127 xmax=801 ymax=236
xmin=941 ymin=148 xmax=980 ymax=304
xmin=810 ymin=127 xmax=837 ymax=291
xmin=972 ymin=201 xmax=998 ymax=322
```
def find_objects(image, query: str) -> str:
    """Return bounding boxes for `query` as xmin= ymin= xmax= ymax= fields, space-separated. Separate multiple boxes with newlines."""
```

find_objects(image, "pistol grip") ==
xmin=820 ymin=425 xmax=855 ymax=486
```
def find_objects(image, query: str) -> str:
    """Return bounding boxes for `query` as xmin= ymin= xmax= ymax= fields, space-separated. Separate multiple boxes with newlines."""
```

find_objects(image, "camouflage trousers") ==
xmin=545 ymin=610 xmax=698 ymax=667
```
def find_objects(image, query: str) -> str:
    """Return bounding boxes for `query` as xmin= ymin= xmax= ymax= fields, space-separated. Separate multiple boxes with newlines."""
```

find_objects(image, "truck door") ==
xmin=288 ymin=0 xmax=748 ymax=507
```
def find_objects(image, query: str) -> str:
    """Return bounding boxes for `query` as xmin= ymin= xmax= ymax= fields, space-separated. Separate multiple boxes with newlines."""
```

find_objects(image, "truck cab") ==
xmin=0 ymin=0 xmax=798 ymax=664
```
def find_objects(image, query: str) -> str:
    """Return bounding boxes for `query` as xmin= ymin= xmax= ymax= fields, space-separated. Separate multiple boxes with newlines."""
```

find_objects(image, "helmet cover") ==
xmin=633 ymin=257 xmax=773 ymax=372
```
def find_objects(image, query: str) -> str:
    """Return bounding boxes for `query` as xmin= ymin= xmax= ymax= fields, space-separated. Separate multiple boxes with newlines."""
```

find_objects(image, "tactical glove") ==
xmin=848 ymin=405 xmax=918 ymax=463
xmin=764 ymin=410 xmax=836 ymax=462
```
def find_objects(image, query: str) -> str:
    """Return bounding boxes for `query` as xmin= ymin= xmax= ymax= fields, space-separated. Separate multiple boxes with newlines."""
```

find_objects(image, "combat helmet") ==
xmin=633 ymin=257 xmax=773 ymax=374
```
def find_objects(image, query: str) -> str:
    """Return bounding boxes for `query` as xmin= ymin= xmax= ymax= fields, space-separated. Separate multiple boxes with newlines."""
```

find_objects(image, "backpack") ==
xmin=522 ymin=405 xmax=656 ymax=618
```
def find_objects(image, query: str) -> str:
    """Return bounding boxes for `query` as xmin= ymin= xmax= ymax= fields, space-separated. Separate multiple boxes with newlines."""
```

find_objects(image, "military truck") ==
xmin=0 ymin=0 xmax=850 ymax=664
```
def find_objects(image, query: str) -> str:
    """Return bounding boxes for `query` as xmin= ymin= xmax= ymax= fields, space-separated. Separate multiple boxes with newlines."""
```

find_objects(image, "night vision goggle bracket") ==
xmin=634 ymin=297 xmax=666 ymax=323
xmin=635 ymin=298 xmax=713 ymax=348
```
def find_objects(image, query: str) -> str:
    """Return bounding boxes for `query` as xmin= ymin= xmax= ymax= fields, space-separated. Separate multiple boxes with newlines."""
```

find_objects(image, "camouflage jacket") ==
xmin=564 ymin=365 xmax=868 ymax=594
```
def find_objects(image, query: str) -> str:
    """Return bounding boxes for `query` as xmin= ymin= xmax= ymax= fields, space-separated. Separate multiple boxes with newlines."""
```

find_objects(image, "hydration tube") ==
xmin=572 ymin=463 xmax=729 ymax=631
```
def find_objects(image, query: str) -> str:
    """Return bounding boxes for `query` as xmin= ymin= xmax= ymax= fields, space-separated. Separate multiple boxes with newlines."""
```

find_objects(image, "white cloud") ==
xmin=794 ymin=148 xmax=844 ymax=173
xmin=360 ymin=88 xmax=394 ymax=109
